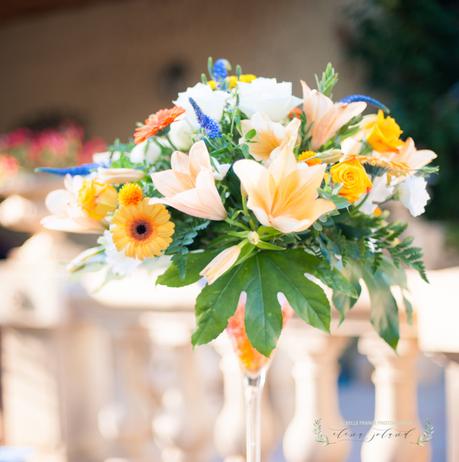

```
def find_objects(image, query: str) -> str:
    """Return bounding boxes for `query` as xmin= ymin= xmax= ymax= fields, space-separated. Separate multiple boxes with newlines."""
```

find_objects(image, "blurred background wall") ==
xmin=0 ymin=0 xmax=364 ymax=141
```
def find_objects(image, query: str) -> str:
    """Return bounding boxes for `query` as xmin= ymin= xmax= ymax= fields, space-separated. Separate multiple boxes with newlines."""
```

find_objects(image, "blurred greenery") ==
xmin=346 ymin=0 xmax=459 ymax=220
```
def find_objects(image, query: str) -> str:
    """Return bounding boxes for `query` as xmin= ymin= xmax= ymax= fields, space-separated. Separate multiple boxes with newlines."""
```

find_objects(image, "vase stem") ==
xmin=244 ymin=368 xmax=267 ymax=462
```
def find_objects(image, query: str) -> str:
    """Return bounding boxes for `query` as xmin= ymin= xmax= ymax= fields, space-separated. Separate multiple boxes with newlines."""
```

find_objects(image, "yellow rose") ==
xmin=330 ymin=158 xmax=372 ymax=203
xmin=366 ymin=110 xmax=403 ymax=152
xmin=78 ymin=180 xmax=118 ymax=221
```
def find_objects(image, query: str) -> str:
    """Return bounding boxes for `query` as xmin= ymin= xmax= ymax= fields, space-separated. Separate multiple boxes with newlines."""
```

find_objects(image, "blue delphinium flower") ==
xmin=339 ymin=94 xmax=389 ymax=113
xmin=189 ymin=98 xmax=222 ymax=139
xmin=36 ymin=163 xmax=101 ymax=176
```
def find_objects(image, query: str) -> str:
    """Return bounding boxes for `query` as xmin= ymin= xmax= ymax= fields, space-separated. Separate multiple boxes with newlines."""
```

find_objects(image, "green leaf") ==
xmin=244 ymin=250 xmax=330 ymax=356
xmin=318 ymin=264 xmax=361 ymax=323
xmin=362 ymin=267 xmax=400 ymax=350
xmin=244 ymin=256 xmax=283 ymax=356
xmin=157 ymin=251 xmax=218 ymax=287
xmin=192 ymin=262 xmax=251 ymax=345
xmin=166 ymin=217 xmax=210 ymax=255
xmin=261 ymin=251 xmax=330 ymax=332
xmin=192 ymin=249 xmax=331 ymax=357
xmin=316 ymin=264 xmax=358 ymax=298
xmin=255 ymin=241 xmax=285 ymax=250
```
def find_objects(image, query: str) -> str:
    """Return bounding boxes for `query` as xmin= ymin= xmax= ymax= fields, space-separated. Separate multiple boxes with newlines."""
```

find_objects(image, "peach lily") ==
xmin=151 ymin=140 xmax=227 ymax=220
xmin=233 ymin=139 xmax=335 ymax=234
xmin=395 ymin=137 xmax=437 ymax=177
xmin=240 ymin=113 xmax=300 ymax=162
xmin=302 ymin=82 xmax=367 ymax=150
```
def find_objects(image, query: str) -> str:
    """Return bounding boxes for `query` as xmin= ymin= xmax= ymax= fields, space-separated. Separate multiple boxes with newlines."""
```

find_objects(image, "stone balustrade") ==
xmin=0 ymin=230 xmax=456 ymax=462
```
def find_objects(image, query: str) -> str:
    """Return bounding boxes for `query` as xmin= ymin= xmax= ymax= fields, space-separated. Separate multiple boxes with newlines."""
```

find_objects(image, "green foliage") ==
xmin=372 ymin=221 xmax=428 ymax=281
xmin=346 ymin=0 xmax=459 ymax=219
xmin=191 ymin=259 xmax=254 ymax=347
xmin=362 ymin=265 xmax=400 ymax=349
xmin=156 ymin=250 xmax=218 ymax=287
xmin=165 ymin=216 xmax=210 ymax=256
xmin=320 ymin=264 xmax=362 ymax=322
xmin=191 ymin=249 xmax=331 ymax=356
xmin=315 ymin=63 xmax=339 ymax=97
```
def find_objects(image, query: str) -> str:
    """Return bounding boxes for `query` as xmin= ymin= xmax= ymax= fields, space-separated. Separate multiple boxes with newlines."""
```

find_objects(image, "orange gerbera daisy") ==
xmin=134 ymin=106 xmax=185 ymax=144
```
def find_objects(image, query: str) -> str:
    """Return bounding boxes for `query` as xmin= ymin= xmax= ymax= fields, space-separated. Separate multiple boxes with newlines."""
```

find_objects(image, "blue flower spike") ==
xmin=35 ymin=163 xmax=101 ymax=176
xmin=189 ymin=97 xmax=222 ymax=139
xmin=339 ymin=94 xmax=390 ymax=113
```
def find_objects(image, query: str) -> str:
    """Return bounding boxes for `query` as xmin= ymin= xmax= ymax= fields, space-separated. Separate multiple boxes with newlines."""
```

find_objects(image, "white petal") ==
xmin=398 ymin=176 xmax=430 ymax=217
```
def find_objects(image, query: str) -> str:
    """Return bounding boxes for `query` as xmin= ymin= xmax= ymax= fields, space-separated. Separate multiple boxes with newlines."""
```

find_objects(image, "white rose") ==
xmin=168 ymin=119 xmax=194 ymax=151
xmin=100 ymin=230 xmax=142 ymax=276
xmin=398 ymin=176 xmax=430 ymax=217
xmin=130 ymin=140 xmax=161 ymax=164
xmin=359 ymin=174 xmax=394 ymax=215
xmin=237 ymin=78 xmax=302 ymax=122
xmin=174 ymin=82 xmax=229 ymax=129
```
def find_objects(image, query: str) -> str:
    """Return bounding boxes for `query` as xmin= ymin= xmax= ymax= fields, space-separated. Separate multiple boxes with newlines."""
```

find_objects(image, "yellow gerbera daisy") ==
xmin=118 ymin=183 xmax=143 ymax=207
xmin=111 ymin=200 xmax=174 ymax=259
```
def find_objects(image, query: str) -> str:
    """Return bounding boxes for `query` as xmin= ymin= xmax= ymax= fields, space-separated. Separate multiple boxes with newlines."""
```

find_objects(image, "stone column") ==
xmin=358 ymin=334 xmax=430 ymax=462
xmin=282 ymin=326 xmax=350 ymax=462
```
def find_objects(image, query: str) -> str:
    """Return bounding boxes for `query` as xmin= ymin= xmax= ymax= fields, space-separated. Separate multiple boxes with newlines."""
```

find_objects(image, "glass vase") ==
xmin=226 ymin=298 xmax=293 ymax=462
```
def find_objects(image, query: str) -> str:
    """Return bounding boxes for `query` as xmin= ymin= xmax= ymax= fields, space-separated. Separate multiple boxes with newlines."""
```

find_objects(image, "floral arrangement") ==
xmin=40 ymin=59 xmax=437 ymax=359
xmin=0 ymin=123 xmax=105 ymax=185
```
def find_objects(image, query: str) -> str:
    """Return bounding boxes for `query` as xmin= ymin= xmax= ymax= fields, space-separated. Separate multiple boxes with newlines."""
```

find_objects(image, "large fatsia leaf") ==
xmin=362 ymin=267 xmax=400 ymax=350
xmin=242 ymin=255 xmax=284 ymax=357
xmin=244 ymin=251 xmax=330 ymax=355
xmin=256 ymin=251 xmax=331 ymax=331
xmin=191 ymin=262 xmax=251 ymax=346
xmin=191 ymin=249 xmax=331 ymax=357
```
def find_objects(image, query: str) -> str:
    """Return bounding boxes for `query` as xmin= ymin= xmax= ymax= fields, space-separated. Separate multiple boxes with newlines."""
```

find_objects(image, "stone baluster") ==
xmin=213 ymin=333 xmax=277 ymax=462
xmin=144 ymin=313 xmax=213 ymax=462
xmin=358 ymin=334 xmax=430 ymax=462
xmin=445 ymin=357 xmax=459 ymax=462
xmin=282 ymin=325 xmax=350 ymax=462
xmin=97 ymin=325 xmax=161 ymax=462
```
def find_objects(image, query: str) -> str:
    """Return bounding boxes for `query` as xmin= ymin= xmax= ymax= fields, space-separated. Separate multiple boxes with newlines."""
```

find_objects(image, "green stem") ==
xmin=225 ymin=218 xmax=249 ymax=231
xmin=353 ymin=191 xmax=370 ymax=212
xmin=165 ymin=133 xmax=178 ymax=151
xmin=241 ymin=191 xmax=256 ymax=230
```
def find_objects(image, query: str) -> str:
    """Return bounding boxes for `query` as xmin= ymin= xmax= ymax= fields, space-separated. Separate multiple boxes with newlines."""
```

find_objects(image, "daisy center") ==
xmin=131 ymin=219 xmax=153 ymax=241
